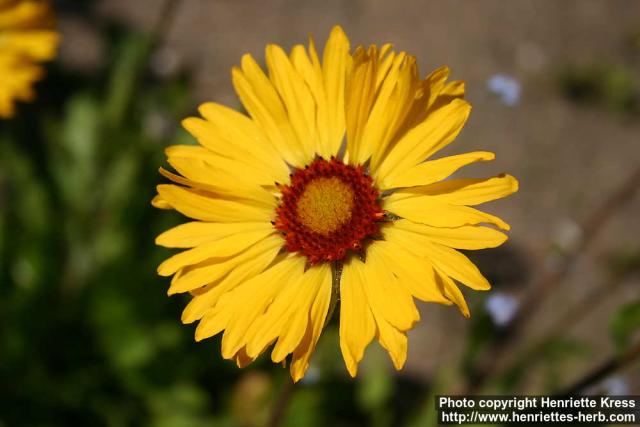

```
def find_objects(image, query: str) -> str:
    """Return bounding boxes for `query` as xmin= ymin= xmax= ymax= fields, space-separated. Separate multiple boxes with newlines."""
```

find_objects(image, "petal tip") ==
xmin=180 ymin=312 xmax=195 ymax=324
xmin=197 ymin=102 xmax=216 ymax=117
xmin=483 ymin=151 xmax=496 ymax=161
xmin=157 ymin=265 xmax=171 ymax=277
xmin=510 ymin=175 xmax=520 ymax=193
xmin=329 ymin=24 xmax=347 ymax=37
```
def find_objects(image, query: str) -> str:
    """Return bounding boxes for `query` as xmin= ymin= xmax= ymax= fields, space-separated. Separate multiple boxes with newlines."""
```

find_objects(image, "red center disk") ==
xmin=275 ymin=157 xmax=384 ymax=264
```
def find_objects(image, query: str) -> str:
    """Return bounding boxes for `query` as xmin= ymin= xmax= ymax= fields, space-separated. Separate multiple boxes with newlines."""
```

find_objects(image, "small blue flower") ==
xmin=487 ymin=73 xmax=521 ymax=106
xmin=600 ymin=376 xmax=630 ymax=396
xmin=485 ymin=292 xmax=519 ymax=326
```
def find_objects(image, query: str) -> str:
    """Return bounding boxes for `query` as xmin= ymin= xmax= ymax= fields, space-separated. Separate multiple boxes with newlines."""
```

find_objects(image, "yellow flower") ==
xmin=154 ymin=26 xmax=518 ymax=381
xmin=0 ymin=0 xmax=58 ymax=118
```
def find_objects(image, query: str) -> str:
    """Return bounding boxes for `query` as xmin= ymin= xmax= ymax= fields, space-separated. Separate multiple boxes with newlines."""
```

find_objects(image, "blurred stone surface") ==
xmin=57 ymin=15 xmax=106 ymax=72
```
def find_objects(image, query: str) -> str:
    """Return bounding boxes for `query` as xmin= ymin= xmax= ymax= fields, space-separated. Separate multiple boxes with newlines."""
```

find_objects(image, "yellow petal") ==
xmin=151 ymin=194 xmax=171 ymax=209
xmin=290 ymin=269 xmax=332 ymax=382
xmin=374 ymin=46 xmax=396 ymax=88
xmin=266 ymin=44 xmax=317 ymax=162
xmin=375 ymin=319 xmax=408 ymax=370
xmin=383 ymin=224 xmax=492 ymax=290
xmin=194 ymin=254 xmax=304 ymax=344
xmin=164 ymin=152 xmax=277 ymax=206
xmin=339 ymin=257 xmax=376 ymax=377
xmin=345 ymin=46 xmax=378 ymax=164
xmin=426 ymin=243 xmax=491 ymax=291
xmin=232 ymin=56 xmax=307 ymax=166
xmin=360 ymin=246 xmax=420 ymax=331
xmin=380 ymin=151 xmax=495 ymax=190
xmin=156 ymin=221 xmax=272 ymax=248
xmin=355 ymin=247 xmax=415 ymax=371
xmin=321 ymin=25 xmax=350 ymax=157
xmin=389 ymin=66 xmax=452 ymax=144
xmin=165 ymin=143 xmax=278 ymax=191
xmin=243 ymin=267 xmax=308 ymax=358
xmin=270 ymin=264 xmax=331 ymax=362
xmin=233 ymin=347 xmax=255 ymax=368
xmin=1 ymin=30 xmax=58 ymax=60
xmin=392 ymin=219 xmax=508 ymax=250
xmin=375 ymin=98 xmax=471 ymax=184
xmin=197 ymin=102 xmax=289 ymax=181
xmin=369 ymin=239 xmax=449 ymax=304
xmin=423 ymin=66 xmax=452 ymax=106
xmin=290 ymin=43 xmax=328 ymax=157
xmin=157 ymin=228 xmax=275 ymax=276
xmin=348 ymin=51 xmax=418 ymax=167
xmin=156 ymin=184 xmax=273 ymax=223
xmin=435 ymin=272 xmax=470 ymax=317
xmin=167 ymin=234 xmax=283 ymax=295
xmin=178 ymin=119 xmax=287 ymax=186
xmin=218 ymin=255 xmax=307 ymax=358
xmin=393 ymin=174 xmax=519 ymax=206
xmin=0 ymin=1 xmax=52 ymax=29
xmin=428 ymin=80 xmax=466 ymax=112
xmin=368 ymin=55 xmax=420 ymax=172
xmin=441 ymin=79 xmax=465 ymax=97
xmin=181 ymin=237 xmax=282 ymax=323
xmin=158 ymin=165 xmax=275 ymax=208
xmin=383 ymin=195 xmax=511 ymax=230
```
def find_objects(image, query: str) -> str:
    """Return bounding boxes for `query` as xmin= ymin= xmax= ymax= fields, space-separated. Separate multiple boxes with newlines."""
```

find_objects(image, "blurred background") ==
xmin=1 ymin=0 xmax=639 ymax=426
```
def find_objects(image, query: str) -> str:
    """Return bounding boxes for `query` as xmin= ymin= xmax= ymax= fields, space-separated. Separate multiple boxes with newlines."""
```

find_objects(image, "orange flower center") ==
xmin=275 ymin=158 xmax=384 ymax=264
xmin=296 ymin=177 xmax=354 ymax=235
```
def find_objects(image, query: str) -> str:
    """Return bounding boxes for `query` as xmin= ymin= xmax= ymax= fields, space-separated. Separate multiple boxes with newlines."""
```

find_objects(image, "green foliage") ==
xmin=607 ymin=248 xmax=640 ymax=280
xmin=357 ymin=347 xmax=394 ymax=427
xmin=104 ymin=33 xmax=153 ymax=128
xmin=497 ymin=338 xmax=591 ymax=393
xmin=558 ymin=63 xmax=638 ymax=114
xmin=610 ymin=300 xmax=640 ymax=351
xmin=461 ymin=308 xmax=498 ymax=380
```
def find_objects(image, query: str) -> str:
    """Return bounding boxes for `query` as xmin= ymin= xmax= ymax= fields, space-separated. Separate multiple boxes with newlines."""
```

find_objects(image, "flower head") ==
xmin=154 ymin=26 xmax=518 ymax=381
xmin=0 ymin=0 xmax=59 ymax=118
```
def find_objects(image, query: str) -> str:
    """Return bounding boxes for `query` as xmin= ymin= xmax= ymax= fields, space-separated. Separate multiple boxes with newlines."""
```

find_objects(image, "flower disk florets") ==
xmin=275 ymin=157 xmax=384 ymax=264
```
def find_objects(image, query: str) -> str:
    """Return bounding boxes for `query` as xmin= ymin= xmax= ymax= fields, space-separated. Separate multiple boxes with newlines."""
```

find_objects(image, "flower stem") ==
xmin=324 ymin=261 xmax=343 ymax=327
xmin=560 ymin=341 xmax=640 ymax=396
xmin=265 ymin=379 xmax=296 ymax=427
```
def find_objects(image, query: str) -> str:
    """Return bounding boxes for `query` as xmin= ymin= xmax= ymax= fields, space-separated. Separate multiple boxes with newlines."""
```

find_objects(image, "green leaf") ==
xmin=50 ymin=92 xmax=101 ymax=210
xmin=497 ymin=338 xmax=590 ymax=393
xmin=147 ymin=382 xmax=217 ymax=427
xmin=283 ymin=388 xmax=323 ymax=427
xmin=104 ymin=33 xmax=152 ymax=128
xmin=461 ymin=306 xmax=498 ymax=379
xmin=607 ymin=248 xmax=640 ymax=280
xmin=357 ymin=346 xmax=393 ymax=427
xmin=611 ymin=300 xmax=640 ymax=350
xmin=403 ymin=369 xmax=454 ymax=427
xmin=0 ymin=138 xmax=52 ymax=289
xmin=539 ymin=338 xmax=591 ymax=392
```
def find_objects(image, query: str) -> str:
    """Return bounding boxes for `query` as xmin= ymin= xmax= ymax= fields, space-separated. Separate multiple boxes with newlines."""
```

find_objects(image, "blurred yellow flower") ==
xmin=0 ymin=0 xmax=58 ymax=118
xmin=154 ymin=26 xmax=518 ymax=381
